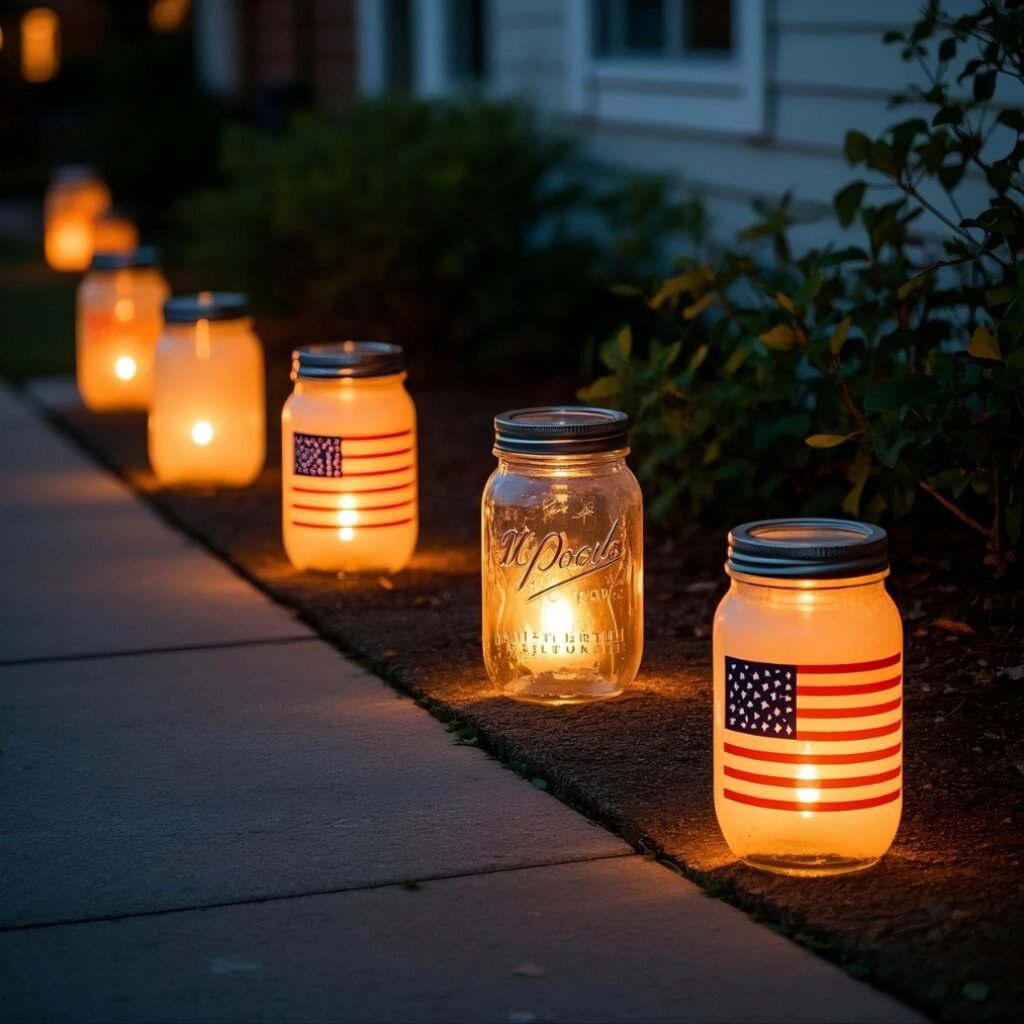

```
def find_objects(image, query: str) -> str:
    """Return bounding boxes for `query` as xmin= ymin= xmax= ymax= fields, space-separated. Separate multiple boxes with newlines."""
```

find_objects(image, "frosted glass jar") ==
xmin=282 ymin=342 xmax=418 ymax=574
xmin=713 ymin=518 xmax=903 ymax=877
xmin=44 ymin=165 xmax=111 ymax=272
xmin=76 ymin=248 xmax=169 ymax=412
xmin=148 ymin=292 xmax=265 ymax=488
xmin=482 ymin=407 xmax=643 ymax=705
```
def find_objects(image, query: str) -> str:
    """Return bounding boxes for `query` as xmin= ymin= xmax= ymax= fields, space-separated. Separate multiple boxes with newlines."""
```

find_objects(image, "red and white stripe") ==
xmin=721 ymin=653 xmax=902 ymax=813
xmin=289 ymin=429 xmax=416 ymax=531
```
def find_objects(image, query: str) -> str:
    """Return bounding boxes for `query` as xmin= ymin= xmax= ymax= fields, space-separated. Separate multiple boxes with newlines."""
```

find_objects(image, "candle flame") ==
xmin=796 ymin=763 xmax=820 ymax=814
xmin=541 ymin=596 xmax=574 ymax=637
xmin=191 ymin=420 xmax=214 ymax=446
xmin=114 ymin=356 xmax=137 ymax=381
xmin=338 ymin=527 xmax=355 ymax=542
xmin=338 ymin=509 xmax=358 ymax=527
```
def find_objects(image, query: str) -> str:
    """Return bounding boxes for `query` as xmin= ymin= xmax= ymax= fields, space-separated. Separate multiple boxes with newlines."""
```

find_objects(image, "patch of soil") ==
xmin=38 ymin=373 xmax=1024 ymax=1024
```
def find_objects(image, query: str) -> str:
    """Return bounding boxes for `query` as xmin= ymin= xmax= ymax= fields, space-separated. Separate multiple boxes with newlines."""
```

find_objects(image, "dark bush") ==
xmin=582 ymin=0 xmax=1024 ymax=573
xmin=179 ymin=96 xmax=703 ymax=375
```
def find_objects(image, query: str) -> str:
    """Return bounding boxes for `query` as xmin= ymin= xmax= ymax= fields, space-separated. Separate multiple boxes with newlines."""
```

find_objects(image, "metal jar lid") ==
xmin=292 ymin=341 xmax=405 ymax=381
xmin=727 ymin=518 xmax=889 ymax=580
xmin=163 ymin=292 xmax=250 ymax=324
xmin=494 ymin=407 xmax=630 ymax=455
xmin=90 ymin=246 xmax=161 ymax=271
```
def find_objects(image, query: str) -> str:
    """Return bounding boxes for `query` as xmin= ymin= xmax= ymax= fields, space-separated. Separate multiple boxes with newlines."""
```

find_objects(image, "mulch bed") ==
xmin=34 ymin=366 xmax=1024 ymax=1024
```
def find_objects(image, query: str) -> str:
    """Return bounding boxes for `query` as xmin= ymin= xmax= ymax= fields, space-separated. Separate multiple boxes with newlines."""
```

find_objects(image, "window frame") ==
xmin=567 ymin=0 xmax=766 ymax=135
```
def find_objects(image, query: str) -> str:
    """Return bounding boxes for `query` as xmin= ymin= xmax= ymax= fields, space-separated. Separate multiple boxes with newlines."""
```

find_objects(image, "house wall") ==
xmin=488 ymin=0 xmax=981 ymax=251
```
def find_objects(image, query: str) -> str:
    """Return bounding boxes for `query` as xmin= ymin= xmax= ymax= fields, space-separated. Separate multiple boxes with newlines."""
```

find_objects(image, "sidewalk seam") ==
xmin=0 ymin=850 xmax=638 ymax=934
xmin=0 ymin=634 xmax=319 ymax=669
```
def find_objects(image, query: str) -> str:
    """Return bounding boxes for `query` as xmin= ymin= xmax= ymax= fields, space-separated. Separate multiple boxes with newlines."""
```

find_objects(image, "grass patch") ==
xmin=0 ymin=239 xmax=77 ymax=382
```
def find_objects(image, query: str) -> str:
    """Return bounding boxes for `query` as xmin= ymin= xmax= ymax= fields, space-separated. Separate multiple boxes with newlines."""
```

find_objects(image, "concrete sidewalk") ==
xmin=0 ymin=382 xmax=924 ymax=1023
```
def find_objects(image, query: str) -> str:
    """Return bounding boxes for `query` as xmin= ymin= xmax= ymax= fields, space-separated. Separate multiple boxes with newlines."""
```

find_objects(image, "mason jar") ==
xmin=713 ymin=518 xmax=903 ymax=876
xmin=482 ymin=407 xmax=643 ymax=705
xmin=148 ymin=292 xmax=265 ymax=488
xmin=282 ymin=342 xmax=418 ymax=574
xmin=76 ymin=247 xmax=169 ymax=412
xmin=44 ymin=165 xmax=111 ymax=272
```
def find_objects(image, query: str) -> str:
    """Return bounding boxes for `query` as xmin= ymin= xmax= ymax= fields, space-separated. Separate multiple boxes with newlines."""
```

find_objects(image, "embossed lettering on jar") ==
xmin=482 ymin=407 xmax=643 ymax=705
xmin=713 ymin=518 xmax=903 ymax=877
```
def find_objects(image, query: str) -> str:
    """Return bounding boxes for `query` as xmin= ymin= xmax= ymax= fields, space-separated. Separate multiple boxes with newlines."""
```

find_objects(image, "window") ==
xmin=358 ymin=0 xmax=488 ymax=97
xmin=595 ymin=0 xmax=733 ymax=58
xmin=567 ymin=0 xmax=765 ymax=135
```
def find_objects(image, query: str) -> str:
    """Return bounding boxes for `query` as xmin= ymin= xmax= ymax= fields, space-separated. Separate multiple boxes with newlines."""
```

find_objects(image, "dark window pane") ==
xmin=385 ymin=0 xmax=412 ymax=91
xmin=625 ymin=0 xmax=664 ymax=51
xmin=451 ymin=0 xmax=487 ymax=81
xmin=686 ymin=0 xmax=732 ymax=52
xmin=594 ymin=0 xmax=614 ymax=56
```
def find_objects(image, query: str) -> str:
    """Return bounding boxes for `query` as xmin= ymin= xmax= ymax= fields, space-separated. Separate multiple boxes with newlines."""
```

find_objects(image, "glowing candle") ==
xmin=43 ymin=165 xmax=111 ymax=272
xmin=148 ymin=292 xmax=265 ymax=488
xmin=713 ymin=518 xmax=903 ymax=876
xmin=282 ymin=342 xmax=418 ymax=573
xmin=75 ymin=247 xmax=169 ymax=412
xmin=482 ymin=407 xmax=643 ymax=705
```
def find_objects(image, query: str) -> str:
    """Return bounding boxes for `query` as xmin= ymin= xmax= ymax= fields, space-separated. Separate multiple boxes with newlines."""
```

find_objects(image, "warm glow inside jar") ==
xmin=148 ymin=292 xmax=265 ymax=488
xmin=482 ymin=407 xmax=643 ymax=705
xmin=76 ymin=247 xmax=169 ymax=412
xmin=44 ymin=166 xmax=112 ymax=272
xmin=92 ymin=211 xmax=139 ymax=256
xmin=713 ymin=518 xmax=903 ymax=877
xmin=281 ymin=342 xmax=418 ymax=574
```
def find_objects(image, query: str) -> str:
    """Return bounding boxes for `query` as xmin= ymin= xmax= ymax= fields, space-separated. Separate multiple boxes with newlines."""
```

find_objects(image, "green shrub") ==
xmin=180 ymin=96 xmax=702 ymax=373
xmin=582 ymin=0 xmax=1024 ymax=573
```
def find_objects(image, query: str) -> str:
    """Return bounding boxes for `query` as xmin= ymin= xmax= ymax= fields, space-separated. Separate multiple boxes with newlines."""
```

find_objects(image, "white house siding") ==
xmin=489 ymin=0 xmax=993 ymax=253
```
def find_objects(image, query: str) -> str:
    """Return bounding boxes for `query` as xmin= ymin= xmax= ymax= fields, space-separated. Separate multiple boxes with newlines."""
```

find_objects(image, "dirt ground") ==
xmin=38 ymin=370 xmax=1024 ymax=1024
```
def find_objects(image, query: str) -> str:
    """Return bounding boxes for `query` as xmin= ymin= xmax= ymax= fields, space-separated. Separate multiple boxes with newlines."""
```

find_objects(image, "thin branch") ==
xmin=918 ymin=479 xmax=993 ymax=538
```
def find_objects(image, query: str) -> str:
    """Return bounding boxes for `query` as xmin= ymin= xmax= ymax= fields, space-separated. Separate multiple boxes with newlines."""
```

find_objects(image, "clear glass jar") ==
xmin=713 ymin=518 xmax=903 ymax=877
xmin=482 ymin=407 xmax=643 ymax=705
xmin=282 ymin=342 xmax=418 ymax=574
xmin=44 ymin=165 xmax=112 ymax=272
xmin=148 ymin=292 xmax=265 ymax=488
xmin=76 ymin=248 xmax=169 ymax=412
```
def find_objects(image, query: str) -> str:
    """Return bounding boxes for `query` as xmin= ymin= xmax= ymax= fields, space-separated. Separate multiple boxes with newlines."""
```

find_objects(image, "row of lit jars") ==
xmin=76 ymin=253 xmax=902 ymax=880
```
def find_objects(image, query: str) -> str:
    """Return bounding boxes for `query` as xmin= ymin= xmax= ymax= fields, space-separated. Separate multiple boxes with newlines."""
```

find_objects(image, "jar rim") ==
xmin=727 ymin=517 xmax=889 ymax=580
xmin=292 ymin=341 xmax=404 ymax=380
xmin=90 ymin=246 xmax=161 ymax=271
xmin=494 ymin=406 xmax=629 ymax=455
xmin=163 ymin=292 xmax=250 ymax=323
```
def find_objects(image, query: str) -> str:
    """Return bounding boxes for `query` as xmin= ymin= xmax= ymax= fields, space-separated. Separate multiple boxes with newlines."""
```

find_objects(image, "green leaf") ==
xmin=844 ymin=130 xmax=872 ymax=166
xmin=1008 ymin=349 xmax=1024 ymax=370
xmin=703 ymin=439 xmax=722 ymax=465
xmin=834 ymin=181 xmax=867 ymax=228
xmin=775 ymin=291 xmax=798 ymax=314
xmin=864 ymin=374 xmax=942 ymax=412
xmin=806 ymin=433 xmax=855 ymax=448
xmin=933 ymin=105 xmax=964 ymax=127
xmin=577 ymin=375 xmax=621 ymax=400
xmin=961 ymin=982 xmax=990 ymax=1003
xmin=986 ymin=286 xmax=1016 ymax=307
xmin=722 ymin=346 xmax=751 ymax=377
xmin=842 ymin=449 xmax=872 ymax=517
xmin=683 ymin=291 xmax=716 ymax=320
xmin=648 ymin=267 xmax=713 ymax=309
xmin=759 ymin=324 xmax=799 ymax=350
xmin=938 ymin=36 xmax=956 ymax=62
xmin=616 ymin=325 xmax=633 ymax=359
xmin=897 ymin=270 xmax=934 ymax=300
xmin=973 ymin=71 xmax=996 ymax=101
xmin=687 ymin=344 xmax=709 ymax=372
xmin=967 ymin=325 xmax=1002 ymax=361
xmin=997 ymin=109 xmax=1024 ymax=131
xmin=830 ymin=317 xmax=852 ymax=355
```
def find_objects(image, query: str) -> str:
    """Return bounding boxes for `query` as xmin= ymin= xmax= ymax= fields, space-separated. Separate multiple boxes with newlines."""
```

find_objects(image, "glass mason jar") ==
xmin=44 ymin=165 xmax=112 ymax=272
xmin=148 ymin=292 xmax=265 ymax=488
xmin=713 ymin=518 xmax=903 ymax=876
xmin=76 ymin=247 xmax=169 ymax=412
xmin=282 ymin=342 xmax=418 ymax=574
xmin=92 ymin=210 xmax=139 ymax=257
xmin=482 ymin=407 xmax=643 ymax=705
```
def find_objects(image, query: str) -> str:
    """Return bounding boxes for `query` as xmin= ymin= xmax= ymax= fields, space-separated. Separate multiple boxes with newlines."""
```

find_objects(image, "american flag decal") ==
xmin=287 ymin=427 xmax=416 ymax=532
xmin=294 ymin=432 xmax=343 ymax=477
xmin=722 ymin=653 xmax=902 ymax=812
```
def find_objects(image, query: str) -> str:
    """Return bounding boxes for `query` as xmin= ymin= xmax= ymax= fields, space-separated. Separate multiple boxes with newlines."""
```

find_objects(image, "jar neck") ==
xmin=728 ymin=569 xmax=890 ymax=601
xmin=165 ymin=317 xmax=254 ymax=340
xmin=293 ymin=372 xmax=407 ymax=395
xmin=495 ymin=448 xmax=630 ymax=477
